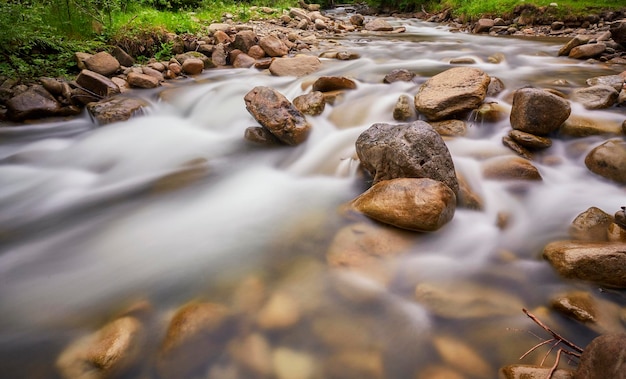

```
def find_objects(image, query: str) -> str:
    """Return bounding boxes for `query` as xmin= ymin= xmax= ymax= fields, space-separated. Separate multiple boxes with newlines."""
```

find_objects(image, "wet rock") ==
xmin=414 ymin=67 xmax=490 ymax=121
xmin=509 ymin=130 xmax=552 ymax=149
xmin=502 ymin=135 xmax=533 ymax=159
xmin=616 ymin=207 xmax=626 ymax=229
xmin=584 ymin=139 xmax=626 ymax=183
xmin=142 ymin=66 xmax=164 ymax=81
xmin=487 ymin=77 xmax=506 ymax=96
xmin=560 ymin=115 xmax=623 ymax=137
xmin=364 ymin=19 xmax=394 ymax=31
xmin=312 ymin=76 xmax=357 ymax=92
xmin=610 ymin=21 xmax=626 ymax=46
xmin=429 ymin=119 xmax=467 ymax=137
xmin=551 ymin=290 xmax=626 ymax=334
xmin=259 ymin=35 xmax=289 ymax=57
xmin=449 ymin=57 xmax=476 ymax=64
xmin=229 ymin=333 xmax=273 ymax=377
xmin=293 ymin=91 xmax=325 ymax=116
xmin=392 ymin=94 xmax=414 ymax=121
xmin=355 ymin=121 xmax=459 ymax=194
xmin=351 ymin=178 xmax=456 ymax=232
xmin=416 ymin=365 xmax=466 ymax=379
xmin=574 ymin=333 xmax=626 ymax=379
xmin=543 ymin=241 xmax=626 ymax=288
xmin=474 ymin=102 xmax=507 ymax=122
xmin=56 ymin=316 xmax=144 ymax=379
xmin=269 ymin=55 xmax=321 ymax=77
xmin=569 ymin=206 xmax=613 ymax=242
xmin=272 ymin=347 xmax=315 ymax=379
xmin=232 ymin=30 xmax=258 ymax=53
xmin=571 ymin=85 xmax=619 ymax=109
xmin=111 ymin=46 xmax=134 ymax=67
xmin=510 ymin=88 xmax=571 ymax=135
xmin=473 ymin=18 xmax=495 ymax=33
xmin=76 ymin=69 xmax=121 ymax=98
xmin=586 ymin=75 xmax=625 ymax=92
xmin=6 ymin=85 xmax=62 ymax=121
xmin=433 ymin=335 xmax=492 ymax=378
xmin=569 ymin=43 xmax=606 ymax=59
xmin=127 ymin=72 xmax=159 ymax=88
xmin=256 ymin=292 xmax=301 ymax=330
xmin=87 ymin=97 xmax=149 ymax=125
xmin=457 ymin=173 xmax=484 ymax=210
xmin=500 ymin=364 xmax=574 ymax=379
xmin=244 ymin=86 xmax=311 ymax=145
xmin=350 ymin=14 xmax=364 ymax=26
xmin=414 ymin=281 xmax=524 ymax=319
xmin=233 ymin=53 xmax=256 ymax=68
xmin=608 ymin=222 xmax=626 ymax=242
xmin=482 ymin=156 xmax=542 ymax=181
xmin=324 ymin=350 xmax=384 ymax=379
xmin=383 ymin=69 xmax=416 ymax=83
xmin=84 ymin=51 xmax=120 ymax=76
xmin=157 ymin=302 xmax=232 ymax=379
xmin=175 ymin=52 xmax=214 ymax=69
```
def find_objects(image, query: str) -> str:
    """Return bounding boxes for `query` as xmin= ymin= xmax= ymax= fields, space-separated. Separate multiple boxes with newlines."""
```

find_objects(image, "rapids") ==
xmin=0 ymin=15 xmax=625 ymax=378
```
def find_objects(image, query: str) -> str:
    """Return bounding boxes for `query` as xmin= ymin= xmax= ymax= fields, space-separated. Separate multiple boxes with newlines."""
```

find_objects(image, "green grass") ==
xmin=437 ymin=0 xmax=625 ymax=19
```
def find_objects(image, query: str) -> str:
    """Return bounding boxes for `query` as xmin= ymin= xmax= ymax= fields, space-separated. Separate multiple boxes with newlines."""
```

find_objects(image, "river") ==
xmin=0 ymin=14 xmax=624 ymax=379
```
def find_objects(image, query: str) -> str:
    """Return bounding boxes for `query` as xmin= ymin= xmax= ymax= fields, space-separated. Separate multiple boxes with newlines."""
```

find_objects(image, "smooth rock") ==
xmin=84 ymin=51 xmax=120 ymax=76
xmin=610 ymin=21 xmax=626 ymax=46
xmin=364 ymin=18 xmax=394 ymax=31
xmin=509 ymin=130 xmax=552 ymax=149
xmin=551 ymin=290 xmax=626 ymax=334
xmin=569 ymin=206 xmax=613 ymax=242
xmin=392 ymin=94 xmax=414 ymax=121
xmin=569 ymin=43 xmax=606 ymax=59
xmin=272 ymin=348 xmax=315 ymax=379
xmin=482 ymin=156 xmax=542 ymax=181
xmin=127 ymin=72 xmax=159 ymax=88
xmin=6 ymin=86 xmax=62 ymax=121
xmin=233 ymin=53 xmax=256 ymax=68
xmin=510 ymin=88 xmax=571 ymax=135
xmin=259 ymin=35 xmax=289 ymax=57
xmin=323 ymin=350 xmax=384 ymax=379
xmin=429 ymin=119 xmax=467 ymax=137
xmin=502 ymin=135 xmax=533 ymax=159
xmin=500 ymin=364 xmax=574 ymax=379
xmin=433 ymin=335 xmax=492 ymax=378
xmin=244 ymin=86 xmax=311 ymax=145
xmin=574 ymin=333 xmax=626 ymax=379
xmin=473 ymin=18 xmax=495 ymax=33
xmin=256 ymin=292 xmax=301 ymax=330
xmin=383 ymin=69 xmax=416 ymax=83
xmin=247 ymin=45 xmax=266 ymax=59
xmin=571 ymin=84 xmax=619 ymax=109
xmin=351 ymin=178 xmax=456 ymax=232
xmin=543 ymin=241 xmax=626 ymax=288
xmin=111 ymin=46 xmax=134 ymax=67
xmin=586 ymin=75 xmax=625 ymax=92
xmin=414 ymin=67 xmax=490 ymax=121
xmin=293 ymin=91 xmax=325 ymax=116
xmin=560 ymin=115 xmax=623 ymax=137
xmin=269 ymin=55 xmax=321 ymax=77
xmin=181 ymin=58 xmax=204 ymax=75
xmin=608 ymin=222 xmax=626 ymax=242
xmin=76 ymin=69 xmax=120 ymax=98
xmin=232 ymin=30 xmax=258 ymax=53
xmin=355 ymin=121 xmax=459 ymax=194
xmin=86 ymin=97 xmax=149 ymax=125
xmin=584 ymin=139 xmax=626 ymax=183
xmin=312 ymin=76 xmax=357 ymax=92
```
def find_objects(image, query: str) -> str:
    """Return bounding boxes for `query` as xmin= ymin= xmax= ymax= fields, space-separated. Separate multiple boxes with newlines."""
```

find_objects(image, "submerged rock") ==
xmin=481 ymin=156 xmax=542 ymax=181
xmin=86 ymin=96 xmax=149 ymax=125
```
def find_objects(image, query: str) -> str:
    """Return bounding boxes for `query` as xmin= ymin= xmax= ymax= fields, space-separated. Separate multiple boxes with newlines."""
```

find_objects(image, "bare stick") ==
xmin=540 ymin=340 xmax=561 ymax=366
xmin=519 ymin=338 xmax=555 ymax=360
xmin=522 ymin=308 xmax=584 ymax=354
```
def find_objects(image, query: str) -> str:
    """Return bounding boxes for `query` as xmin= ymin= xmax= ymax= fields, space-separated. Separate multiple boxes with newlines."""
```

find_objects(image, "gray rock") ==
xmin=571 ymin=84 xmax=619 ymax=109
xmin=510 ymin=88 xmax=571 ymax=135
xmin=574 ymin=333 xmax=626 ymax=379
xmin=244 ymin=86 xmax=311 ymax=145
xmin=211 ymin=44 xmax=228 ymax=66
xmin=6 ymin=85 xmax=62 ymax=121
xmin=609 ymin=21 xmax=626 ymax=46
xmin=584 ymin=139 xmax=626 ymax=183
xmin=84 ymin=51 xmax=120 ymax=76
xmin=414 ymin=67 xmax=490 ymax=121
xmin=87 ymin=97 xmax=149 ymax=125
xmin=383 ymin=69 xmax=416 ymax=83
xmin=355 ymin=121 xmax=459 ymax=195
xmin=543 ymin=241 xmax=626 ymax=288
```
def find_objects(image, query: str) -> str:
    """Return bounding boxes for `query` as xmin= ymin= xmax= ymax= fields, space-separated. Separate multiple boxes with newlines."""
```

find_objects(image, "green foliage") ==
xmin=154 ymin=41 xmax=174 ymax=61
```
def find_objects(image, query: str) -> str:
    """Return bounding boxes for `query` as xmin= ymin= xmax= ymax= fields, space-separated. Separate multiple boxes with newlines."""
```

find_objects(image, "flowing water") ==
xmin=0 ymin=15 xmax=625 ymax=379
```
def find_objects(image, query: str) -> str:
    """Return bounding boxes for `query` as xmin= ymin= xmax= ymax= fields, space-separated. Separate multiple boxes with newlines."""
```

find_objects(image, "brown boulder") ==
xmin=571 ymin=84 xmax=619 ymax=109
xmin=569 ymin=43 xmax=606 ymax=59
xmin=259 ymin=35 xmax=289 ymax=57
xmin=76 ymin=69 xmax=121 ymax=98
xmin=569 ymin=207 xmax=613 ymax=242
xmin=6 ymin=85 xmax=62 ymax=121
xmin=232 ymin=30 xmax=258 ymax=53
xmin=312 ymin=76 xmax=357 ymax=92
xmin=482 ymin=156 xmax=542 ymax=181
xmin=584 ymin=138 xmax=626 ymax=183
xmin=111 ymin=46 xmax=134 ymax=67
xmin=383 ymin=69 xmax=416 ymax=83
xmin=364 ymin=19 xmax=394 ymax=31
xmin=244 ymin=86 xmax=311 ymax=145
xmin=414 ymin=67 xmax=490 ymax=121
xmin=181 ymin=58 xmax=204 ymax=75
xmin=269 ymin=55 xmax=321 ymax=77
xmin=574 ymin=333 xmax=626 ymax=379
xmin=233 ymin=53 xmax=256 ymax=68
xmin=127 ymin=72 xmax=160 ymax=89
xmin=87 ymin=97 xmax=149 ymax=125
xmin=510 ymin=88 xmax=571 ymax=135
xmin=84 ymin=51 xmax=120 ymax=76
xmin=293 ymin=91 xmax=326 ymax=116
xmin=500 ymin=365 xmax=574 ymax=379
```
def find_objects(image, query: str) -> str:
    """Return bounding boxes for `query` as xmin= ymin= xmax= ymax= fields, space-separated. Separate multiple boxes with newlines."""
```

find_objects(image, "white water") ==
xmin=0 ymin=17 xmax=624 ymax=378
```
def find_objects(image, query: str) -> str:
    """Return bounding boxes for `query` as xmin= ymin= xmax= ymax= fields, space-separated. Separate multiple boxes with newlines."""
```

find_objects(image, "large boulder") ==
xmin=574 ymin=333 xmax=626 ymax=379
xmin=610 ymin=21 xmax=626 ymax=47
xmin=510 ymin=88 xmax=571 ymax=135
xmin=76 ymin=69 xmax=121 ymax=98
xmin=268 ymin=55 xmax=321 ymax=77
xmin=569 ymin=207 xmax=614 ymax=242
xmin=584 ymin=139 xmax=626 ymax=183
xmin=543 ymin=241 xmax=626 ymax=288
xmin=87 ymin=97 xmax=149 ymax=125
xmin=571 ymin=85 xmax=619 ymax=109
xmin=414 ymin=67 xmax=490 ymax=121
xmin=6 ymin=85 xmax=62 ymax=121
xmin=364 ymin=18 xmax=394 ymax=31
xmin=355 ymin=121 xmax=458 ymax=195
xmin=84 ymin=51 xmax=120 ymax=76
xmin=569 ymin=43 xmax=606 ymax=59
xmin=244 ymin=86 xmax=311 ymax=145
xmin=351 ymin=177 xmax=456 ymax=232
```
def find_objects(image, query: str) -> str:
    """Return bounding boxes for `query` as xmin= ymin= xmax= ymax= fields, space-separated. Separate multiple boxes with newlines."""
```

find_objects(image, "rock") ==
xmin=244 ymin=86 xmax=311 ymax=145
xmin=181 ymin=58 xmax=204 ymax=75
xmin=323 ymin=350 xmax=384 ymax=379
xmin=272 ymin=348 xmax=315 ymax=379
xmin=558 ymin=35 xmax=593 ymax=56
xmin=142 ymin=66 xmax=164 ymax=81
xmin=75 ymin=52 xmax=92 ymax=70
xmin=616 ymin=207 xmax=626 ymax=229
xmin=6 ymin=85 xmax=62 ymax=121
xmin=450 ymin=57 xmax=477 ymax=64
xmin=414 ymin=67 xmax=490 ymax=121
xmin=457 ymin=173 xmax=484 ymax=210
xmin=247 ymin=45 xmax=266 ymax=59
xmin=474 ymin=102 xmax=507 ymax=122
xmin=84 ymin=51 xmax=120 ymax=76
xmin=482 ymin=156 xmax=542 ymax=181
xmin=293 ymin=91 xmax=326 ymax=116
xmin=574 ymin=333 xmax=626 ymax=379
xmin=509 ymin=88 xmax=571 ymax=135
xmin=351 ymin=178 xmax=456 ymax=232
xmin=157 ymin=302 xmax=232 ymax=379
xmin=289 ymin=7 xmax=311 ymax=22
xmin=383 ymin=69 xmax=416 ymax=83
xmin=312 ymin=76 xmax=357 ymax=92
xmin=551 ymin=290 xmax=626 ymax=334
xmin=175 ymin=52 xmax=214 ymax=69
xmin=350 ymin=14 xmax=364 ymax=26
xmin=127 ymin=72 xmax=160 ymax=89
xmin=415 ymin=281 xmax=524 ymax=319
xmin=500 ymin=365 xmax=574 ymax=379
xmin=111 ymin=46 xmax=134 ymax=67
xmin=610 ymin=21 xmax=626 ymax=46
xmin=429 ymin=119 xmax=467 ymax=137
xmin=76 ymin=69 xmax=121 ymax=98
xmin=543 ymin=241 xmax=626 ymax=288
xmin=259 ymin=35 xmax=289 ymax=57
xmin=355 ymin=121 xmax=459 ymax=194
xmin=584 ymin=139 xmax=626 ymax=183
xmin=233 ymin=53 xmax=256 ymax=68
xmin=269 ymin=55 xmax=321 ymax=77
xmin=569 ymin=207 xmax=614 ymax=242
xmin=56 ymin=316 xmax=144 ymax=379
xmin=211 ymin=44 xmax=229 ymax=66
xmin=569 ymin=43 xmax=606 ymax=59
xmin=608 ymin=222 xmax=626 ymax=242
xmin=232 ymin=30 xmax=258 ymax=53
xmin=509 ymin=130 xmax=552 ymax=149
xmin=571 ymin=85 xmax=619 ymax=109
xmin=364 ymin=19 xmax=394 ymax=32
xmin=473 ymin=18 xmax=495 ymax=33
xmin=560 ymin=115 xmax=623 ymax=137
xmin=87 ymin=97 xmax=149 ymax=125
xmin=256 ymin=292 xmax=301 ymax=330
xmin=487 ymin=77 xmax=506 ymax=96
xmin=40 ymin=77 xmax=65 ymax=98
xmin=586 ymin=75 xmax=625 ymax=92
xmin=228 ymin=333 xmax=273 ymax=377
xmin=416 ymin=365 xmax=466 ymax=379
xmin=393 ymin=94 xmax=414 ymax=121
xmin=433 ymin=335 xmax=492 ymax=378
